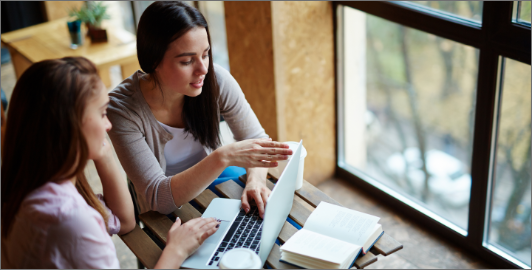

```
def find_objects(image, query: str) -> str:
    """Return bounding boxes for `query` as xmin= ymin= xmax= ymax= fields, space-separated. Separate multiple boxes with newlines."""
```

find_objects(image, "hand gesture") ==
xmin=217 ymin=138 xmax=292 ymax=168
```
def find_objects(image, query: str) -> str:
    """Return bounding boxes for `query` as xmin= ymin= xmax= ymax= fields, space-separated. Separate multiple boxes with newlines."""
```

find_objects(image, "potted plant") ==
xmin=69 ymin=2 xmax=110 ymax=43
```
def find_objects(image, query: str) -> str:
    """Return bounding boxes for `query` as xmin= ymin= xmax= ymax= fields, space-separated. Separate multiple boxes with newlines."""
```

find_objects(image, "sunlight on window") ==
xmin=488 ymin=58 xmax=531 ymax=267
xmin=342 ymin=7 xmax=480 ymax=230
xmin=408 ymin=1 xmax=483 ymax=22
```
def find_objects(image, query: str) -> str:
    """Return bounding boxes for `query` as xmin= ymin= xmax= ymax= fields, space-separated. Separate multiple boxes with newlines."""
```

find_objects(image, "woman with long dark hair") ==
xmin=107 ymin=1 xmax=292 ymax=219
xmin=1 ymin=57 xmax=220 ymax=268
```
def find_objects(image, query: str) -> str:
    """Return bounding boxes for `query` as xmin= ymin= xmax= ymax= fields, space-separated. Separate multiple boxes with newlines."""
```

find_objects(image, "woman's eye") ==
xmin=181 ymin=60 xmax=193 ymax=66
xmin=202 ymin=54 xmax=209 ymax=60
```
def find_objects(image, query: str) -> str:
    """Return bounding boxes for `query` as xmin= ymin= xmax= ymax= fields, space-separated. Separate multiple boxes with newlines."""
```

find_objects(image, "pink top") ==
xmin=2 ymin=181 xmax=121 ymax=268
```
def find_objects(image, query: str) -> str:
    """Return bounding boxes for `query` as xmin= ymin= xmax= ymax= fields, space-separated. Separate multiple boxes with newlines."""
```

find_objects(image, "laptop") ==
xmin=182 ymin=140 xmax=303 ymax=269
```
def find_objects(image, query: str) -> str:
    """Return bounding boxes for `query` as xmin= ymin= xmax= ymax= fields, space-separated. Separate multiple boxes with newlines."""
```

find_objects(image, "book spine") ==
xmin=349 ymin=249 xmax=363 ymax=268
xmin=362 ymin=231 xmax=385 ymax=254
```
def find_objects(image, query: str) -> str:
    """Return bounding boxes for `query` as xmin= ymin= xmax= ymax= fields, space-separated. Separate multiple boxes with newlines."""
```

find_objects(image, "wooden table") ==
xmin=1 ymin=17 xmax=140 ymax=88
xmin=120 ymin=173 xmax=403 ymax=269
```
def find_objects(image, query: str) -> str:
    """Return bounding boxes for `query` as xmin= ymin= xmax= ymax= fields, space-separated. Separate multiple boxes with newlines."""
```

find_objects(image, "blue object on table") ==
xmin=1 ymin=88 xmax=7 ymax=111
xmin=1 ymin=47 xmax=11 ymax=65
xmin=67 ymin=20 xmax=83 ymax=48
xmin=208 ymin=166 xmax=246 ymax=197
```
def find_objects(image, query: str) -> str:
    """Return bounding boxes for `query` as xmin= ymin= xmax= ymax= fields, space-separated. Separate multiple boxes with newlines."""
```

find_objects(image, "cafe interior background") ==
xmin=1 ymin=1 xmax=530 ymax=269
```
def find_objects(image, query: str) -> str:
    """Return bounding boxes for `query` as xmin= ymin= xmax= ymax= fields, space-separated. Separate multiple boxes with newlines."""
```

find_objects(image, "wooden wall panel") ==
xmin=224 ymin=2 xmax=278 ymax=141
xmin=225 ymin=2 xmax=336 ymax=185
xmin=271 ymin=2 xmax=336 ymax=185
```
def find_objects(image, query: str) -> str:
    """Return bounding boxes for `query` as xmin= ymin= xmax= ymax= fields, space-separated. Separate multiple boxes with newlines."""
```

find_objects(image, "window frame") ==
xmin=333 ymin=1 xmax=531 ymax=268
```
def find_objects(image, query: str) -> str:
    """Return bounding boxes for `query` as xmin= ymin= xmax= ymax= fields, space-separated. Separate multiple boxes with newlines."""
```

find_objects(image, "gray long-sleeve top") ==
xmin=107 ymin=64 xmax=268 ymax=214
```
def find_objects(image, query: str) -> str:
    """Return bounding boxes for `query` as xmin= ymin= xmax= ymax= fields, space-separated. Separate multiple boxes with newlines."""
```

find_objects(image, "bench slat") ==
xmin=171 ymin=203 xmax=202 ymax=223
xmin=139 ymin=211 xmax=173 ymax=244
xmin=193 ymin=189 xmax=219 ymax=210
xmin=119 ymin=224 xmax=162 ymax=269
xmin=297 ymin=180 xmax=342 ymax=208
xmin=278 ymin=221 xmax=299 ymax=244
xmin=354 ymin=251 xmax=378 ymax=269
xmin=263 ymin=173 xmax=342 ymax=208
xmin=372 ymin=233 xmax=404 ymax=256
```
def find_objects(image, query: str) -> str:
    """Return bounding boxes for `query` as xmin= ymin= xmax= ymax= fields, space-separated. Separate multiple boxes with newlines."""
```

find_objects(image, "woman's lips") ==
xmin=190 ymin=79 xmax=204 ymax=88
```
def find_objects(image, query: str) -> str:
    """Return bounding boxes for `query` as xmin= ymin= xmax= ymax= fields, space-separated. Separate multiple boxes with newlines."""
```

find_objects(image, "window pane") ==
xmin=488 ymin=58 xmax=531 ymax=267
xmin=407 ymin=1 xmax=483 ymax=22
xmin=197 ymin=1 xmax=230 ymax=71
xmin=341 ymin=7 xmax=480 ymax=230
xmin=517 ymin=1 xmax=532 ymax=23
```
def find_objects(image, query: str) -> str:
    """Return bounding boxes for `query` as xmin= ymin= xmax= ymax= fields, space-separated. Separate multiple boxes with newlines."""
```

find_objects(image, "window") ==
xmin=336 ymin=1 xmax=531 ymax=268
xmin=513 ymin=1 xmax=531 ymax=24
xmin=488 ymin=57 xmax=531 ymax=266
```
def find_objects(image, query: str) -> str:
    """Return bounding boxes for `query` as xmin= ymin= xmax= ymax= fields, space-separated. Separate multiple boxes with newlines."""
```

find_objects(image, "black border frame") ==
xmin=334 ymin=1 xmax=531 ymax=268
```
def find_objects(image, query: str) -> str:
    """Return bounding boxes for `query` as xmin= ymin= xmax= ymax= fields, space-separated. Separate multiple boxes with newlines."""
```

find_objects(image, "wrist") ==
xmin=246 ymin=168 xmax=268 ymax=183
xmin=213 ymin=146 xmax=231 ymax=168
xmin=93 ymin=151 xmax=114 ymax=166
xmin=159 ymin=243 xmax=187 ymax=269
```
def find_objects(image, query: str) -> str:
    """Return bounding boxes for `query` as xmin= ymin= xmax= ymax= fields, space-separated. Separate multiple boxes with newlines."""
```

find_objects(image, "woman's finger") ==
xmin=241 ymin=193 xmax=250 ymax=213
xmin=255 ymin=154 xmax=289 ymax=161
xmin=200 ymin=224 xmax=220 ymax=243
xmin=256 ymin=140 xmax=289 ymax=149
xmin=260 ymin=189 xmax=270 ymax=210
xmin=249 ymin=160 xmax=279 ymax=168
xmin=185 ymin=217 xmax=211 ymax=229
xmin=198 ymin=218 xmax=218 ymax=230
xmin=251 ymin=189 xmax=265 ymax=218
xmin=169 ymin=217 xmax=182 ymax=232
xmin=256 ymin=148 xmax=293 ymax=155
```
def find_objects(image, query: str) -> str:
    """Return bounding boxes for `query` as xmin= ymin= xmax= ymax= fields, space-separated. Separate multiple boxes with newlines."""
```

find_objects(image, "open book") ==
xmin=280 ymin=202 xmax=384 ymax=269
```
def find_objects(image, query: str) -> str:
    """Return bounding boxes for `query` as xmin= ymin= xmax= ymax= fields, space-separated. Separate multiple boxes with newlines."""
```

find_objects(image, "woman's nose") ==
xmin=105 ymin=117 xmax=112 ymax=132
xmin=195 ymin=58 xmax=208 ymax=75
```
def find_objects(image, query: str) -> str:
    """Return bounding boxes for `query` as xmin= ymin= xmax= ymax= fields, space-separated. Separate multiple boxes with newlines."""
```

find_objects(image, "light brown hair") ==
xmin=1 ymin=57 xmax=109 ymax=237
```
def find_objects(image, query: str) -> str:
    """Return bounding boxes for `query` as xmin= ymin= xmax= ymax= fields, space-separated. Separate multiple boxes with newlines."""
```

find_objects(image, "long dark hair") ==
xmin=1 ymin=57 xmax=109 ymax=238
xmin=137 ymin=1 xmax=221 ymax=150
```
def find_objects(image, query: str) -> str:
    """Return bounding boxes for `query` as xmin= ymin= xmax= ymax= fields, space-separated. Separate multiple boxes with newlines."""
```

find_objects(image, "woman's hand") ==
xmin=241 ymin=179 xmax=271 ymax=219
xmin=156 ymin=217 xmax=220 ymax=269
xmin=215 ymin=138 xmax=292 ymax=168
xmin=93 ymin=138 xmax=115 ymax=164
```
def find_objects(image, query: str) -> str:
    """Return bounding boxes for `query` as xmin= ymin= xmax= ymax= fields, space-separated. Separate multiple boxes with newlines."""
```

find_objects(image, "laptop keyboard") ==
xmin=207 ymin=207 xmax=263 ymax=266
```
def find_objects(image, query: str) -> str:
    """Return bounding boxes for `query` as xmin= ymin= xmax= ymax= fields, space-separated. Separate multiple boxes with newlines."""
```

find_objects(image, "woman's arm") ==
xmin=93 ymin=138 xmax=135 ymax=235
xmin=169 ymin=139 xmax=289 ymax=208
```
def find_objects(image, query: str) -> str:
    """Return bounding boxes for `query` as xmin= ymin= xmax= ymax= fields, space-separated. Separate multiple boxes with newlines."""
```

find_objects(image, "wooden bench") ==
xmin=120 ymin=174 xmax=403 ymax=268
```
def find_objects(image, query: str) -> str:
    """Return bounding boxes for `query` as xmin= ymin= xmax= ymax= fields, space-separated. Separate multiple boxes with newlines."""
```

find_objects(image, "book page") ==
xmin=280 ymin=229 xmax=360 ymax=264
xmin=304 ymin=202 xmax=380 ymax=246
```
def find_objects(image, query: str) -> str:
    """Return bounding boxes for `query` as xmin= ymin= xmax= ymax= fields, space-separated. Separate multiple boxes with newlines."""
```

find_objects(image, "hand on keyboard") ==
xmin=208 ymin=207 xmax=263 ymax=266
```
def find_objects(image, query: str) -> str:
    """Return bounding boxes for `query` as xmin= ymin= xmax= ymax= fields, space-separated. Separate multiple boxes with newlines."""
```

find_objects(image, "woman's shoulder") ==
xmin=107 ymin=70 xmax=147 ymax=125
xmin=7 ymin=181 xmax=118 ymax=268
xmin=19 ymin=181 xmax=97 ymax=225
xmin=109 ymin=71 xmax=138 ymax=98
xmin=213 ymin=63 xmax=243 ymax=99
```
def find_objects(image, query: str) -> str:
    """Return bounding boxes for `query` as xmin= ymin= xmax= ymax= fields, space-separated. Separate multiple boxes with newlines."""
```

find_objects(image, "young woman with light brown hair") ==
xmin=1 ymin=57 xmax=219 ymax=268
